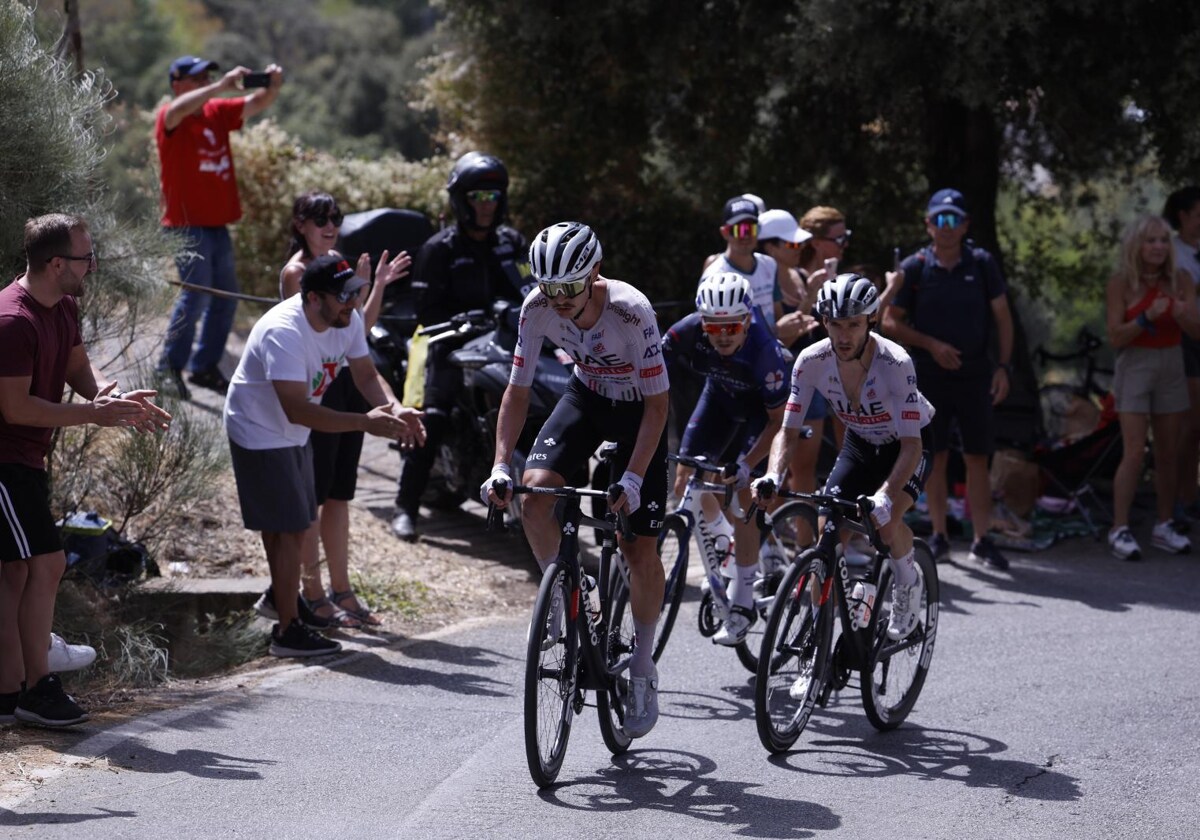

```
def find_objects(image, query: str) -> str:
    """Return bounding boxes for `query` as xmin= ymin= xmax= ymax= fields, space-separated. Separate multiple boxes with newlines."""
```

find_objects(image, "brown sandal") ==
xmin=330 ymin=589 xmax=382 ymax=627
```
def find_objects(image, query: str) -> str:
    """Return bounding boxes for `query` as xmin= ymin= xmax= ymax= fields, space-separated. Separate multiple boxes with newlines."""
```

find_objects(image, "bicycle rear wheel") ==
xmin=860 ymin=540 xmax=940 ymax=731
xmin=652 ymin=515 xmax=690 ymax=661
xmin=736 ymin=501 xmax=820 ymax=673
xmin=523 ymin=563 xmax=578 ymax=787
xmin=599 ymin=573 xmax=634 ymax=755
xmin=755 ymin=550 xmax=833 ymax=753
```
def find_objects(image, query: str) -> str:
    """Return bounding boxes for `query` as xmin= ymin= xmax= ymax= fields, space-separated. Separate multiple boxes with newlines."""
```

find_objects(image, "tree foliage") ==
xmin=423 ymin=0 xmax=1200 ymax=303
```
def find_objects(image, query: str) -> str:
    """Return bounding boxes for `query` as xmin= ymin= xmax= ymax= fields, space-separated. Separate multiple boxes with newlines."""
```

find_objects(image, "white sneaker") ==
xmin=48 ymin=633 xmax=96 ymax=672
xmin=713 ymin=605 xmax=756 ymax=646
xmin=1151 ymin=521 xmax=1191 ymax=554
xmin=527 ymin=588 xmax=565 ymax=652
xmin=1108 ymin=526 xmax=1142 ymax=561
xmin=623 ymin=666 xmax=659 ymax=738
xmin=886 ymin=581 xmax=921 ymax=641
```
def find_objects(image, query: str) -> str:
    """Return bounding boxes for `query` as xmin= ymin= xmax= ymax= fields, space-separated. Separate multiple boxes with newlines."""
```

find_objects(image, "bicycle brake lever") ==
xmin=485 ymin=502 xmax=505 ymax=532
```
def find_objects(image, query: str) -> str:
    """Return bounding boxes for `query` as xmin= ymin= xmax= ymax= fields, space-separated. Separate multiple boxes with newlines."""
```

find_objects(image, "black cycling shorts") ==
xmin=823 ymin=427 xmax=933 ymax=504
xmin=525 ymin=377 xmax=668 ymax=537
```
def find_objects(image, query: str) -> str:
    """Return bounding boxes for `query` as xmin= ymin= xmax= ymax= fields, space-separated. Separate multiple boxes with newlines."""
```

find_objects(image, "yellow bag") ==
xmin=402 ymin=329 xmax=427 ymax=409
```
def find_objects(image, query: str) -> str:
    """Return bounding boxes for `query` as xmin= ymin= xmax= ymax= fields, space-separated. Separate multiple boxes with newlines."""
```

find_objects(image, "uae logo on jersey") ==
xmin=766 ymin=370 xmax=785 ymax=391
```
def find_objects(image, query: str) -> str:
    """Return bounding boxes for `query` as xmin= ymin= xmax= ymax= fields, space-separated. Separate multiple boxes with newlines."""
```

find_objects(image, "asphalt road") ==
xmin=2 ymin=536 xmax=1198 ymax=838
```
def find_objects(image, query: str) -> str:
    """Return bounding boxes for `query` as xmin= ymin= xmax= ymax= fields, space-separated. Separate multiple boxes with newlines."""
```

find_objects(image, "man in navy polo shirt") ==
xmin=882 ymin=189 xmax=1014 ymax=570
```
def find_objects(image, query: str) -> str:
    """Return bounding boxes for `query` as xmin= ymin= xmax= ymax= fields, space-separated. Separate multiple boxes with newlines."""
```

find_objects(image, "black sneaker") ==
xmin=189 ymin=366 xmax=230 ymax=395
xmin=928 ymin=532 xmax=950 ymax=562
xmin=0 ymin=689 xmax=18 ymax=725
xmin=14 ymin=674 xmax=89 ymax=727
xmin=269 ymin=619 xmax=342 ymax=658
xmin=159 ymin=367 xmax=191 ymax=401
xmin=969 ymin=535 xmax=1010 ymax=570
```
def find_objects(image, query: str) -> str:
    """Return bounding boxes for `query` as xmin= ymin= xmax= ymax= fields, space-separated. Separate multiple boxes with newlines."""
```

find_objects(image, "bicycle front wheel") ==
xmin=524 ymin=563 xmax=578 ymax=787
xmin=755 ymin=550 xmax=833 ymax=754
xmin=599 ymin=572 xmax=634 ymax=755
xmin=860 ymin=540 xmax=940 ymax=731
xmin=652 ymin=514 xmax=690 ymax=662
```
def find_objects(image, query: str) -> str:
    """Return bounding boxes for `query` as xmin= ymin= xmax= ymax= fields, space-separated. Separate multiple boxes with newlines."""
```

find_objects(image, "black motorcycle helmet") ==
xmin=447 ymin=151 xmax=509 ymax=231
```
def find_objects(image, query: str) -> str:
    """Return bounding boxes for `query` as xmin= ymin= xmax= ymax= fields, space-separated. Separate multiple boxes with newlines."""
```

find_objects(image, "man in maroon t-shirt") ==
xmin=156 ymin=55 xmax=284 ymax=399
xmin=0 ymin=214 xmax=171 ymax=727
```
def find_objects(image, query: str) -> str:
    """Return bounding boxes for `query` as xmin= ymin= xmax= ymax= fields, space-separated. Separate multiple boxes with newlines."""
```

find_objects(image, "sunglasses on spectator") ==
xmin=816 ymin=230 xmax=852 ymax=247
xmin=722 ymin=221 xmax=758 ymax=240
xmin=319 ymin=287 xmax=361 ymax=304
xmin=309 ymin=211 xmax=344 ymax=228
xmin=467 ymin=189 xmax=502 ymax=203
xmin=47 ymin=252 xmax=97 ymax=266
xmin=933 ymin=212 xmax=963 ymax=229
xmin=701 ymin=318 xmax=748 ymax=336
xmin=539 ymin=278 xmax=589 ymax=299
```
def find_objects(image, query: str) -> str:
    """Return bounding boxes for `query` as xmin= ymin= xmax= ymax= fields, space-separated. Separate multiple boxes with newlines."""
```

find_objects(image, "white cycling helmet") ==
xmin=529 ymin=222 xmax=603 ymax=284
xmin=816 ymin=273 xmax=880 ymax=319
xmin=696 ymin=272 xmax=752 ymax=318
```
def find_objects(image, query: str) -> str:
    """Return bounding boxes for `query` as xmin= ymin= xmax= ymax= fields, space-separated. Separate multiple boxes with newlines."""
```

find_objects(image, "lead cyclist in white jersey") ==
xmin=483 ymin=221 xmax=669 ymax=738
xmin=752 ymin=273 xmax=935 ymax=640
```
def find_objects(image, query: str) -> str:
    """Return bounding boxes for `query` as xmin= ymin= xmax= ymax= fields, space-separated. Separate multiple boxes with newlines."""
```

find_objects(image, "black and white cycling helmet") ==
xmin=696 ymin=272 xmax=752 ymax=318
xmin=816 ymin=273 xmax=880 ymax=319
xmin=446 ymin=151 xmax=509 ymax=230
xmin=529 ymin=222 xmax=603 ymax=285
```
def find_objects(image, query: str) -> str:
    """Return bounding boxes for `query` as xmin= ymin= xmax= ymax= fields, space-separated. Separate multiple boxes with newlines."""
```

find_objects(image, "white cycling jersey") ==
xmin=784 ymin=334 xmax=934 ymax=445
xmin=510 ymin=278 xmax=670 ymax=401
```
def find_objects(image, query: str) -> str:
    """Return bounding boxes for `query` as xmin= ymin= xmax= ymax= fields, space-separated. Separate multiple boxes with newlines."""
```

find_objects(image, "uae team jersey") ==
xmin=511 ymin=279 xmax=669 ymax=402
xmin=784 ymin=334 xmax=934 ymax=445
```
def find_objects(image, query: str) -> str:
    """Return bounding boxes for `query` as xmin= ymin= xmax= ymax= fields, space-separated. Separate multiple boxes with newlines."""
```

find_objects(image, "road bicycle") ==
xmin=652 ymin=453 xmax=817 ymax=673
xmin=1035 ymin=326 xmax=1114 ymax=442
xmin=754 ymin=489 xmax=939 ymax=753
xmin=489 ymin=479 xmax=643 ymax=788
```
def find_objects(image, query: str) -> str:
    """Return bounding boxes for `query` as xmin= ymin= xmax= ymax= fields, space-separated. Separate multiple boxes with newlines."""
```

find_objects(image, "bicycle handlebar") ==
xmin=485 ymin=481 xmax=636 ymax=542
xmin=752 ymin=488 xmax=889 ymax=555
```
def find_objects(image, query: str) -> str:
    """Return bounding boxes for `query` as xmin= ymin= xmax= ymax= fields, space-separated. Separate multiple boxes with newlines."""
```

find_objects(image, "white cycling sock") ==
xmin=889 ymin=548 xmax=918 ymax=587
xmin=726 ymin=562 xmax=758 ymax=610
xmin=630 ymin=618 xmax=657 ymax=677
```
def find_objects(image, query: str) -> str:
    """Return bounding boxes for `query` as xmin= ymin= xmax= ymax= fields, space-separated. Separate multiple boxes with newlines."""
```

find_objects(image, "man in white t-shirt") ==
xmin=224 ymin=255 xmax=424 ymax=657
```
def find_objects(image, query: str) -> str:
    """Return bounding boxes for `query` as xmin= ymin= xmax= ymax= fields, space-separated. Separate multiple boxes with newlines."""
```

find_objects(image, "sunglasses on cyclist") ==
xmin=309 ymin=211 xmax=344 ymax=228
xmin=817 ymin=230 xmax=852 ymax=247
xmin=538 ymin=277 xmax=589 ymax=299
xmin=466 ymin=189 xmax=502 ymax=203
xmin=816 ymin=298 xmax=872 ymax=319
xmin=933 ymin=212 xmax=963 ymax=229
xmin=722 ymin=221 xmax=758 ymax=240
xmin=701 ymin=318 xmax=748 ymax=336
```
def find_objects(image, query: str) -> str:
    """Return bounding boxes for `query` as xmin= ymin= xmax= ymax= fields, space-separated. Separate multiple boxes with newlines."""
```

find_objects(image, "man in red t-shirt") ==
xmin=0 ymin=214 xmax=171 ymax=726
xmin=156 ymin=56 xmax=283 ymax=399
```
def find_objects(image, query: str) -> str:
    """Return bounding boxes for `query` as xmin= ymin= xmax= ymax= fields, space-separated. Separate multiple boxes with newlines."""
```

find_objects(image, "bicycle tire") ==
xmin=523 ymin=563 xmax=578 ymax=787
xmin=652 ymin=515 xmax=690 ymax=662
xmin=860 ymin=540 xmax=940 ymax=731
xmin=754 ymin=550 xmax=834 ymax=753
xmin=735 ymin=502 xmax=820 ymax=674
xmin=598 ymin=573 xmax=634 ymax=755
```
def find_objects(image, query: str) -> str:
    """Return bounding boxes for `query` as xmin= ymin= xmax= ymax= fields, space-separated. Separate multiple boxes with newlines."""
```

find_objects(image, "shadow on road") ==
xmin=770 ymin=709 xmax=1082 ymax=801
xmin=539 ymin=748 xmax=839 ymax=836
xmin=328 ymin=644 xmax=516 ymax=698
xmin=0 ymin=807 xmax=136 ymax=827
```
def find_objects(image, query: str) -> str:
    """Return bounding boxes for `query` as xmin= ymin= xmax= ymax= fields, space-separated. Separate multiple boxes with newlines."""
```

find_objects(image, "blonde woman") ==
xmin=1105 ymin=214 xmax=1200 ymax=560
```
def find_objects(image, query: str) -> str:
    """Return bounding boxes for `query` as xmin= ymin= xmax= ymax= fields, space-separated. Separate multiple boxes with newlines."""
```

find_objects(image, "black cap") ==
xmin=300 ymin=255 xmax=368 ymax=297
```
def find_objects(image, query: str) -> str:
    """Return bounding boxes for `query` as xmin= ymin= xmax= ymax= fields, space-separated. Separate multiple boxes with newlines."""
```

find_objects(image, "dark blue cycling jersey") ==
xmin=662 ymin=311 xmax=789 ymax=410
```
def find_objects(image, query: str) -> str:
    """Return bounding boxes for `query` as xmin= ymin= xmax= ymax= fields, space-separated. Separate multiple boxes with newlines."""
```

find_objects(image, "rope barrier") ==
xmin=166 ymin=278 xmax=280 ymax=306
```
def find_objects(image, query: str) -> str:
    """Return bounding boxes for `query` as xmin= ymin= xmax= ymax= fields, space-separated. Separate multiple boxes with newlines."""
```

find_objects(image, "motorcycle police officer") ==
xmin=392 ymin=151 xmax=532 ymax=540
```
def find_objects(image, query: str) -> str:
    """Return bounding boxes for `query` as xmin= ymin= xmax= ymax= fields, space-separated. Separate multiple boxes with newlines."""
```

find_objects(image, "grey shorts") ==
xmin=1113 ymin=345 xmax=1189 ymax=414
xmin=229 ymin=438 xmax=318 ymax=533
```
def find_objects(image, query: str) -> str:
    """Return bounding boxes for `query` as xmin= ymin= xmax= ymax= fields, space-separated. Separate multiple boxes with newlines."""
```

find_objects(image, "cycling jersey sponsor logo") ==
xmin=785 ymin=401 xmax=804 ymax=413
xmin=592 ymin=343 xmax=606 ymax=354
xmin=837 ymin=408 xmax=892 ymax=425
xmin=640 ymin=364 xmax=664 ymax=378
xmin=591 ymin=330 xmax=604 ymax=340
xmin=513 ymin=354 xmax=524 ymax=368
xmin=529 ymin=452 xmax=548 ymax=460
xmin=867 ymin=388 xmax=876 ymax=399
xmin=643 ymin=325 xmax=657 ymax=339
xmin=902 ymin=410 xmax=920 ymax=420
xmin=907 ymin=375 xmax=917 ymax=385
xmin=578 ymin=363 xmax=635 ymax=375
xmin=607 ymin=302 xmax=642 ymax=327
xmin=765 ymin=370 xmax=785 ymax=391
xmin=643 ymin=343 xmax=662 ymax=359
xmin=543 ymin=437 xmax=557 ymax=446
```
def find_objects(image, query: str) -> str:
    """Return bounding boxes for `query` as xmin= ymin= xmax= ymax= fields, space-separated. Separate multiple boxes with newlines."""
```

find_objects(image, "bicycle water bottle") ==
xmin=582 ymin=575 xmax=602 ymax=626
xmin=848 ymin=580 xmax=877 ymax=630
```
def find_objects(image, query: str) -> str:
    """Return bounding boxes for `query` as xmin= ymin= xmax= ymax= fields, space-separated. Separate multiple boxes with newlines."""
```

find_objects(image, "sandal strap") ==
xmin=329 ymin=589 xmax=354 ymax=603
xmin=304 ymin=595 xmax=333 ymax=610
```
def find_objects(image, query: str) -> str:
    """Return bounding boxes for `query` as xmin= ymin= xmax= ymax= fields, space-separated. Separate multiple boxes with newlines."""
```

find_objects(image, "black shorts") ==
xmin=229 ymin=439 xmax=318 ymax=533
xmin=1183 ymin=334 xmax=1200 ymax=379
xmin=916 ymin=363 xmax=996 ymax=455
xmin=526 ymin=378 xmax=668 ymax=537
xmin=311 ymin=368 xmax=369 ymax=504
xmin=823 ymin=427 xmax=933 ymax=504
xmin=0 ymin=463 xmax=62 ymax=562
xmin=680 ymin=384 xmax=768 ymax=468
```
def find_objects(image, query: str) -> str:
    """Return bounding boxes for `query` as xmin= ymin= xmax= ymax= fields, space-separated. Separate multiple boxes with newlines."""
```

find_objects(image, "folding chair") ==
xmin=1032 ymin=417 xmax=1123 ymax=539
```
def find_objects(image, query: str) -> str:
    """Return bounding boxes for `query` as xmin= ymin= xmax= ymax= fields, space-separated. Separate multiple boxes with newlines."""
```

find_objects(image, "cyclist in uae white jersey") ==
xmin=483 ymin=221 xmax=668 ymax=739
xmin=752 ymin=273 xmax=935 ymax=640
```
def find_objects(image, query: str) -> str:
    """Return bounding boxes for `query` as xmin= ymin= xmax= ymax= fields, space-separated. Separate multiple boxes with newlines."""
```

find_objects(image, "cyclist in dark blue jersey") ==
xmin=663 ymin=273 xmax=790 ymax=645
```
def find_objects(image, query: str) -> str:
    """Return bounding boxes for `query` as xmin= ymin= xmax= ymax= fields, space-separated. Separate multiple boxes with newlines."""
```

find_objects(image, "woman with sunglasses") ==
xmin=662 ymin=273 xmax=791 ymax=645
xmin=753 ymin=273 xmax=936 ymax=642
xmin=254 ymin=191 xmax=411 ymax=629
